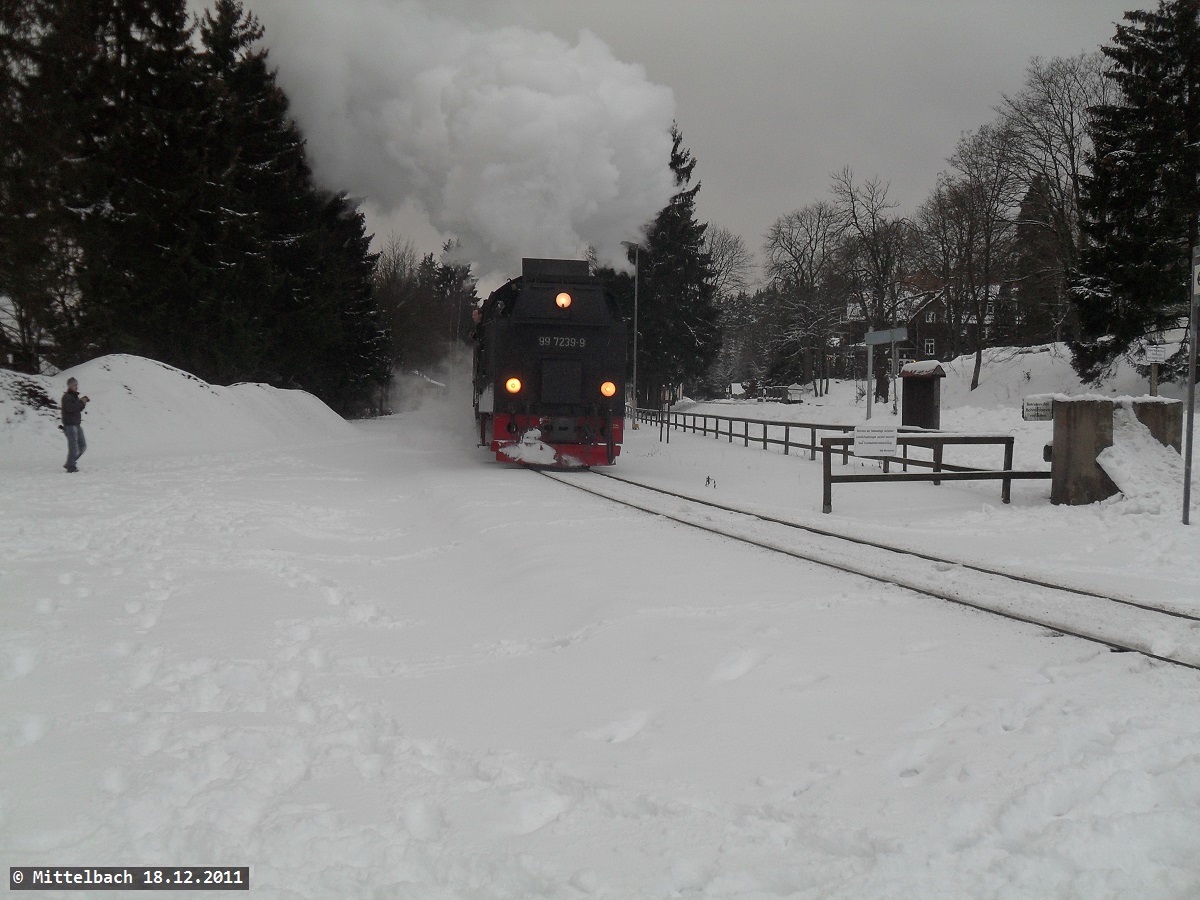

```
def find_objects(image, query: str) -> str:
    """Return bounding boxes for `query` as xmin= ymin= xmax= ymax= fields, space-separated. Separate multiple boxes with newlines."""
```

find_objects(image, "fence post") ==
xmin=784 ymin=425 xmax=790 ymax=455
xmin=822 ymin=439 xmax=833 ymax=513
xmin=1002 ymin=436 xmax=1014 ymax=503
xmin=933 ymin=443 xmax=943 ymax=486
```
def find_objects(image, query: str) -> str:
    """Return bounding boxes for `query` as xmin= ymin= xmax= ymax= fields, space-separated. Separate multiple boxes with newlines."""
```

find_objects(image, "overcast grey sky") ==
xmin=247 ymin=0 xmax=1144 ymax=286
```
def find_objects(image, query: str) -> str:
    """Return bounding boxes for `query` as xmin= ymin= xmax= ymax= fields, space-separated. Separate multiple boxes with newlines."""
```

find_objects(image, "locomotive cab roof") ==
xmin=522 ymin=257 xmax=592 ymax=284
xmin=483 ymin=257 xmax=621 ymax=323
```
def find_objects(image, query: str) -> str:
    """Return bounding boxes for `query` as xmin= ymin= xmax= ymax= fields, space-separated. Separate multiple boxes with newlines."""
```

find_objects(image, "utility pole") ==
xmin=621 ymin=241 xmax=640 ymax=428
xmin=1184 ymin=246 xmax=1198 ymax=524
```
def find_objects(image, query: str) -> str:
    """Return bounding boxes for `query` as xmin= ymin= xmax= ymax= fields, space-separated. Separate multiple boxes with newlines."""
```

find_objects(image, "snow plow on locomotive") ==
xmin=473 ymin=258 xmax=626 ymax=467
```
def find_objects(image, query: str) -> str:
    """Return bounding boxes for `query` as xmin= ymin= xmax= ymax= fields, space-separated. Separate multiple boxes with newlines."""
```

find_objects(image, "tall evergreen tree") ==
xmin=637 ymin=124 xmax=718 ymax=405
xmin=0 ymin=0 xmax=43 ymax=370
xmin=62 ymin=0 xmax=211 ymax=368
xmin=0 ymin=0 xmax=88 ymax=371
xmin=267 ymin=190 xmax=390 ymax=416
xmin=1071 ymin=0 xmax=1200 ymax=381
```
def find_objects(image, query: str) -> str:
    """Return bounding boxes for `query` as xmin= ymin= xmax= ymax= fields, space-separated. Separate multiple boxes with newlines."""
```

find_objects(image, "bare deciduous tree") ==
xmin=831 ymin=168 xmax=913 ymax=401
xmin=764 ymin=201 xmax=844 ymax=394
xmin=948 ymin=123 xmax=1021 ymax=388
xmin=998 ymin=52 xmax=1115 ymax=341
xmin=913 ymin=175 xmax=971 ymax=359
xmin=704 ymin=226 xmax=753 ymax=304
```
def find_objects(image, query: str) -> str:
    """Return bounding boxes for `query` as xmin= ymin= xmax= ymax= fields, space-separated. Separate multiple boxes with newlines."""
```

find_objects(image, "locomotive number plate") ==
xmin=539 ymin=335 xmax=586 ymax=349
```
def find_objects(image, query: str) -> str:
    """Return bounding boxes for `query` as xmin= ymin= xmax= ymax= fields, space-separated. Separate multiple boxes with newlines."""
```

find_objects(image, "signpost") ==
xmin=864 ymin=327 xmax=907 ymax=420
xmin=1145 ymin=342 xmax=1167 ymax=396
xmin=865 ymin=327 xmax=909 ymax=345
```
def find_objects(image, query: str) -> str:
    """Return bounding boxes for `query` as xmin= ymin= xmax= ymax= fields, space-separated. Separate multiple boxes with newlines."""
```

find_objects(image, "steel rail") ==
xmin=539 ymin=469 xmax=1200 ymax=672
xmin=588 ymin=469 xmax=1200 ymax=624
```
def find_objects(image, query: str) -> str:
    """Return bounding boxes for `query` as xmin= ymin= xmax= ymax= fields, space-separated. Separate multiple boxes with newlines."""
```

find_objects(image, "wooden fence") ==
xmin=631 ymin=407 xmax=1052 ymax=512
xmin=819 ymin=434 xmax=1051 ymax=513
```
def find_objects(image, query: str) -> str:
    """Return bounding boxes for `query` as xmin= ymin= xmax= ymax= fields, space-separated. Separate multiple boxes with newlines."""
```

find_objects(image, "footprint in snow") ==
xmin=3 ymin=646 xmax=42 ymax=680
xmin=710 ymin=648 xmax=767 ymax=683
xmin=504 ymin=788 xmax=573 ymax=835
xmin=581 ymin=710 xmax=650 ymax=744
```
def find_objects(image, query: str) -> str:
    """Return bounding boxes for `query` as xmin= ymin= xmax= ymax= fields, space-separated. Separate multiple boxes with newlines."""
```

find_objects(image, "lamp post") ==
xmin=621 ymin=240 xmax=640 ymax=428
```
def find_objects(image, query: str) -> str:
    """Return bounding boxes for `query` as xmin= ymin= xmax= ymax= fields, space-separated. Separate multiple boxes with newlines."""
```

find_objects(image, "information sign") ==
xmin=1145 ymin=344 xmax=1168 ymax=364
xmin=1021 ymin=396 xmax=1055 ymax=422
xmin=853 ymin=424 xmax=898 ymax=458
xmin=865 ymin=327 xmax=908 ymax=346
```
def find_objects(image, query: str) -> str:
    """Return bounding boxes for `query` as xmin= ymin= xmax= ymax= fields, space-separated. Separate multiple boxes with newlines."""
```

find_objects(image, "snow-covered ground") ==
xmin=3 ymin=348 xmax=1200 ymax=898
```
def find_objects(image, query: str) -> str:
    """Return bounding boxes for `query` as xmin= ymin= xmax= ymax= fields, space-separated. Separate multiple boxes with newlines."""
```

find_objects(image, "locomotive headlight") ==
xmin=505 ymin=377 xmax=522 ymax=394
xmin=600 ymin=381 xmax=617 ymax=398
xmin=555 ymin=292 xmax=572 ymax=309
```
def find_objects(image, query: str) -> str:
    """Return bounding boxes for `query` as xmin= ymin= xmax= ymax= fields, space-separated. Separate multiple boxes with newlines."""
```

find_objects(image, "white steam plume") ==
xmin=245 ymin=0 xmax=677 ymax=276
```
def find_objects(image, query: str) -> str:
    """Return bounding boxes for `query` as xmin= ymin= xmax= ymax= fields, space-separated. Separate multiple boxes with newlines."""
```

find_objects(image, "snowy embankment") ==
xmin=0 ymin=354 xmax=352 ymax=469
xmin=2 ymin=348 xmax=1200 ymax=897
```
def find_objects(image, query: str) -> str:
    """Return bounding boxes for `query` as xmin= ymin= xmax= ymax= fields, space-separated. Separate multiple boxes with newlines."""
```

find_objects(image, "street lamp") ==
xmin=621 ymin=240 xmax=640 ymax=428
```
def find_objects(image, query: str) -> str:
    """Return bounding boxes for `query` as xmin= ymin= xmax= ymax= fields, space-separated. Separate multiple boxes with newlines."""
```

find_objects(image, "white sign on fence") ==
xmin=1021 ymin=395 xmax=1055 ymax=422
xmin=853 ymin=424 xmax=898 ymax=458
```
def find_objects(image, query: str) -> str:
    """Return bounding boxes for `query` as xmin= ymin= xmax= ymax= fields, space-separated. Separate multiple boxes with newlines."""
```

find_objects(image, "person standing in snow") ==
xmin=60 ymin=377 xmax=89 ymax=473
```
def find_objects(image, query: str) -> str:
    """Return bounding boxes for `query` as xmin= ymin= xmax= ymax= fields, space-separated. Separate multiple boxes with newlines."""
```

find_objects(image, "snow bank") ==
xmin=937 ymin=343 xmax=1182 ymax=409
xmin=1099 ymin=402 xmax=1187 ymax=514
xmin=0 ymin=354 xmax=353 ymax=468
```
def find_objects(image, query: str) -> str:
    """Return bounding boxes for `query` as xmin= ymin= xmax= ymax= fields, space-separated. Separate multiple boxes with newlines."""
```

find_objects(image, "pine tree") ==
xmin=46 ymin=0 xmax=216 ymax=372
xmin=637 ymin=124 xmax=718 ymax=405
xmin=186 ymin=0 xmax=266 ymax=382
xmin=197 ymin=0 xmax=391 ymax=413
xmin=1071 ymin=0 xmax=1200 ymax=381
xmin=0 ymin=0 xmax=46 ymax=371
xmin=0 ymin=0 xmax=91 ymax=371
xmin=268 ymin=190 xmax=391 ymax=416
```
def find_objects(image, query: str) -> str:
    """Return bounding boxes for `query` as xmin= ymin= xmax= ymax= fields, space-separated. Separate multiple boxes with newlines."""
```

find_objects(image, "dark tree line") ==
xmin=373 ymin=237 xmax=477 ymax=374
xmin=0 ymin=0 xmax=391 ymax=415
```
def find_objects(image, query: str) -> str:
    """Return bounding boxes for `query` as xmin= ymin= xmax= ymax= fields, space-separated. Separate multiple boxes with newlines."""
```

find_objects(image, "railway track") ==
xmin=540 ymin=468 xmax=1200 ymax=672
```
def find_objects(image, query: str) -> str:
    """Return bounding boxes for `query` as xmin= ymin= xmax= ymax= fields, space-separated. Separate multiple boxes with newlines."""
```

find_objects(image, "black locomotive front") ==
xmin=473 ymin=258 xmax=626 ymax=466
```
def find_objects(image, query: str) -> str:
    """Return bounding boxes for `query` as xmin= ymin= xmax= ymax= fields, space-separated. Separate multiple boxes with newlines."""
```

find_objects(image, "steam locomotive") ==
xmin=473 ymin=258 xmax=626 ymax=466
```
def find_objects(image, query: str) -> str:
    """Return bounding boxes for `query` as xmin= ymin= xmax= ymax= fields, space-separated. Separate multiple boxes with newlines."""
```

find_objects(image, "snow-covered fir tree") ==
xmin=1071 ymin=0 xmax=1200 ymax=382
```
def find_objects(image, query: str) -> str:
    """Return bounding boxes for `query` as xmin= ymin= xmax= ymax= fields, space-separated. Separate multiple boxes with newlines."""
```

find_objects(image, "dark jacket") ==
xmin=61 ymin=390 xmax=87 ymax=426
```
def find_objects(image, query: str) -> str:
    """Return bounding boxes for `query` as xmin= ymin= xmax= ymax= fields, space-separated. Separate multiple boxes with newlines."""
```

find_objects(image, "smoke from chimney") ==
xmin=247 ymin=0 xmax=677 ymax=278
